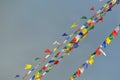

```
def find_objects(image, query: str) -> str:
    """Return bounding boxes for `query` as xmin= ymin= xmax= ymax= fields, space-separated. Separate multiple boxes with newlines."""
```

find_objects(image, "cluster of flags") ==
xmin=15 ymin=0 xmax=120 ymax=80
xmin=69 ymin=25 xmax=120 ymax=80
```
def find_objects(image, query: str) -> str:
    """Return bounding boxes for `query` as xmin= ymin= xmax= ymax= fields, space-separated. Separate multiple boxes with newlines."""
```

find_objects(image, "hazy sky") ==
xmin=0 ymin=0 xmax=120 ymax=80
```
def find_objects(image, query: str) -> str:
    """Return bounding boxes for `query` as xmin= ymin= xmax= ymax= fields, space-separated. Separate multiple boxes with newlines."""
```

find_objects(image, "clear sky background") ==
xmin=0 ymin=0 xmax=120 ymax=80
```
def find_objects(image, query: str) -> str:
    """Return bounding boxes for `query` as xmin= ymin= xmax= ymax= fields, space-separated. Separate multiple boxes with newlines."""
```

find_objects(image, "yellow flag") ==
xmin=36 ymin=79 xmax=41 ymax=80
xmin=24 ymin=64 xmax=32 ymax=70
xmin=82 ymin=28 xmax=88 ymax=34
xmin=71 ymin=23 xmax=78 ymax=28
xmin=69 ymin=76 xmax=74 ymax=80
xmin=105 ymin=37 xmax=111 ymax=44
xmin=51 ymin=57 xmax=55 ymax=60
xmin=67 ymin=43 xmax=72 ymax=47
xmin=97 ymin=13 xmax=101 ymax=18
xmin=69 ymin=34 xmax=73 ymax=37
xmin=104 ymin=3 xmax=108 ymax=7
xmin=88 ymin=57 xmax=94 ymax=65
xmin=111 ymin=0 xmax=117 ymax=4
xmin=35 ymin=72 xmax=40 ymax=79
xmin=87 ymin=19 xmax=92 ymax=23
xmin=66 ymin=47 xmax=70 ymax=51
xmin=53 ymin=47 xmax=57 ymax=52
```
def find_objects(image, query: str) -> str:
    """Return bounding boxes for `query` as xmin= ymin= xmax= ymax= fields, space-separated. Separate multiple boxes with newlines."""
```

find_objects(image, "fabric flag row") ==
xmin=69 ymin=25 xmax=120 ymax=80
xmin=29 ymin=0 xmax=120 ymax=80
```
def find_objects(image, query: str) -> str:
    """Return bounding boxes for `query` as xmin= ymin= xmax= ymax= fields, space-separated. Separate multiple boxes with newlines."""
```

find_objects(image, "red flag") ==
xmin=54 ymin=60 xmax=60 ymax=65
xmin=95 ymin=47 xmax=101 ymax=55
xmin=72 ymin=37 xmax=77 ymax=43
xmin=56 ymin=52 xmax=60 ymax=56
xmin=99 ymin=17 xmax=103 ymax=22
xmin=76 ymin=69 xmax=81 ymax=77
xmin=23 ymin=73 xmax=28 ymax=78
xmin=94 ymin=13 xmax=97 ymax=17
xmin=69 ymin=47 xmax=73 ymax=51
xmin=90 ymin=6 xmax=95 ymax=11
xmin=42 ymin=66 xmax=46 ymax=70
xmin=108 ymin=3 xmax=113 ymax=8
xmin=39 ymin=75 xmax=43 ymax=79
xmin=88 ymin=22 xmax=94 ymax=27
xmin=44 ymin=48 xmax=51 ymax=53
xmin=112 ymin=30 xmax=118 ymax=37
xmin=103 ymin=8 xmax=106 ymax=12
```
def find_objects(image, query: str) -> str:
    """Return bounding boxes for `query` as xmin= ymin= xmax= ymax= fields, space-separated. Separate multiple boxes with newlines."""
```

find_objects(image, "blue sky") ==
xmin=0 ymin=0 xmax=120 ymax=80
